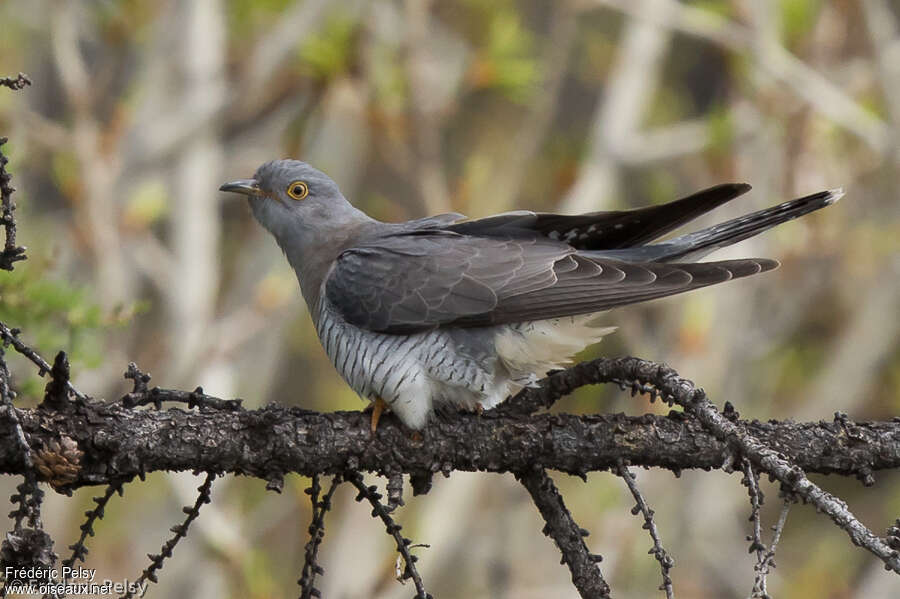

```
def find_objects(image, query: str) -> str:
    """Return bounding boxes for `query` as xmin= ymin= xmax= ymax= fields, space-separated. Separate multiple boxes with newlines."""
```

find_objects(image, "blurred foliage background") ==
xmin=0 ymin=0 xmax=899 ymax=597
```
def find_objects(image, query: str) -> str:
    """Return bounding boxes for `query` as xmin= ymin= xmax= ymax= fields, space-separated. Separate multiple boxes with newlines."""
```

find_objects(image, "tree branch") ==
xmin=579 ymin=357 xmax=900 ymax=574
xmin=617 ymin=461 xmax=674 ymax=598
xmin=0 ymin=135 xmax=27 ymax=271
xmin=0 ymin=393 xmax=896 ymax=487
xmin=2 ymin=354 xmax=899 ymax=585
xmin=517 ymin=468 xmax=610 ymax=599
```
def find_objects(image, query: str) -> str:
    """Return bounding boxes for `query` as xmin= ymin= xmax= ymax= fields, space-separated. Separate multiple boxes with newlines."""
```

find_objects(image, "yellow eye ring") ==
xmin=287 ymin=181 xmax=309 ymax=200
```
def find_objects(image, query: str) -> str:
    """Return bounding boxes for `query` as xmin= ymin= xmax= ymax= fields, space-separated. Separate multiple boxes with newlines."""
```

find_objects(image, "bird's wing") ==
xmin=447 ymin=183 xmax=751 ymax=250
xmin=324 ymin=231 xmax=775 ymax=333
xmin=401 ymin=212 xmax=468 ymax=229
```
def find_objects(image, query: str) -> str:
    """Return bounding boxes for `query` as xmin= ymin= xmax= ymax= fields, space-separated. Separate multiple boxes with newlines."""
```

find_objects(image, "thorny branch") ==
xmin=742 ymin=459 xmax=767 ymax=563
xmin=0 ymin=74 xmax=31 ymax=91
xmin=751 ymin=499 xmax=791 ymax=599
xmin=0 ymin=137 xmax=26 ymax=271
xmin=741 ymin=457 xmax=781 ymax=599
xmin=346 ymin=472 xmax=430 ymax=598
xmin=0 ymin=75 xmax=29 ymax=271
xmin=121 ymin=472 xmax=216 ymax=599
xmin=298 ymin=474 xmax=341 ymax=599
xmin=1 ymin=382 xmax=896 ymax=484
xmin=40 ymin=478 xmax=132 ymax=599
xmin=0 ymin=346 xmax=898 ymax=596
xmin=1 ymin=320 xmax=899 ymax=593
xmin=617 ymin=461 xmax=674 ymax=598
xmin=0 ymin=347 xmax=32 ymax=472
xmin=0 ymin=341 xmax=896 ymax=485
xmin=570 ymin=357 xmax=900 ymax=574
xmin=122 ymin=362 xmax=241 ymax=412
xmin=0 ymin=71 xmax=54 ymax=599
xmin=0 ymin=323 xmax=87 ymax=402
xmin=62 ymin=479 xmax=130 ymax=572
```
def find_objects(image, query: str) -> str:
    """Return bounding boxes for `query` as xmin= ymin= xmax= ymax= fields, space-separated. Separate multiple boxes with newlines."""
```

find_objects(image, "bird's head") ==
xmin=219 ymin=159 xmax=368 ymax=245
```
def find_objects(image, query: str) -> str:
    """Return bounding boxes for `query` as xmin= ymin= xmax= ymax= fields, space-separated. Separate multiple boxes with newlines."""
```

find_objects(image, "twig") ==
xmin=617 ymin=461 xmax=674 ymax=598
xmin=2 ymin=479 xmax=54 ymax=597
xmin=0 ymin=321 xmax=87 ymax=401
xmin=750 ymin=499 xmax=791 ymax=599
xmin=496 ymin=359 xmax=678 ymax=416
xmin=43 ymin=478 xmax=131 ymax=599
xmin=346 ymin=472 xmax=430 ymax=598
xmin=121 ymin=362 xmax=241 ymax=411
xmin=741 ymin=459 xmax=767 ymax=590
xmin=123 ymin=385 xmax=243 ymax=412
xmin=517 ymin=468 xmax=611 ymax=599
xmin=0 ymin=74 xmax=31 ymax=91
xmin=120 ymin=472 xmax=216 ymax=599
xmin=62 ymin=479 xmax=130 ymax=571
xmin=0 ymin=348 xmax=33 ymax=470
xmin=6 ymin=479 xmax=44 ymax=534
xmin=0 ymin=349 xmax=51 ymax=596
xmin=0 ymin=309 xmax=52 ymax=597
xmin=298 ymin=474 xmax=341 ymax=599
xmin=574 ymin=357 xmax=900 ymax=574
xmin=0 ymin=137 xmax=27 ymax=271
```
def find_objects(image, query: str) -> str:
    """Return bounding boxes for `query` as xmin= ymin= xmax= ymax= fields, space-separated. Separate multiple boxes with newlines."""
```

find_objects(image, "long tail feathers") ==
xmin=593 ymin=188 xmax=843 ymax=263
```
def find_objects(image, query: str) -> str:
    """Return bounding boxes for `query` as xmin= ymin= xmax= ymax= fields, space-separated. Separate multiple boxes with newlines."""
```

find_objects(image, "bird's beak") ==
xmin=219 ymin=178 xmax=263 ymax=197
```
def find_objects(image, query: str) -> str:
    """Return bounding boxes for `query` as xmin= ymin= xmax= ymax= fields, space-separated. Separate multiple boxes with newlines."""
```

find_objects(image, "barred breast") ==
xmin=313 ymin=301 xmax=615 ymax=429
xmin=314 ymin=299 xmax=507 ymax=428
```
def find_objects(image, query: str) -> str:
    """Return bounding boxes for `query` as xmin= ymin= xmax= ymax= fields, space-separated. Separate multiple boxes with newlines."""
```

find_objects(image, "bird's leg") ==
xmin=369 ymin=397 xmax=387 ymax=433
xmin=475 ymin=402 xmax=484 ymax=416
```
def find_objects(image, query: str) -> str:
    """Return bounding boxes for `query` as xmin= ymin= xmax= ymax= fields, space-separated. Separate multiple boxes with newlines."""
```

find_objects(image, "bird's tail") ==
xmin=594 ymin=188 xmax=843 ymax=263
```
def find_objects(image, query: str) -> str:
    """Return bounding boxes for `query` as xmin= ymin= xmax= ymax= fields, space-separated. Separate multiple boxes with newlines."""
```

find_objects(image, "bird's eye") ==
xmin=287 ymin=181 xmax=309 ymax=200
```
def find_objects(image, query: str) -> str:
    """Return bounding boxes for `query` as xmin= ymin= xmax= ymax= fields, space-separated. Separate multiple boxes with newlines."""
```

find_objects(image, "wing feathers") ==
xmin=323 ymin=184 xmax=835 ymax=333
xmin=325 ymin=228 xmax=778 ymax=333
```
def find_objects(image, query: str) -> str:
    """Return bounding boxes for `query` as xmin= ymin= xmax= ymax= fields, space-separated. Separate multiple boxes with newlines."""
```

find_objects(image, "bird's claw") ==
xmin=370 ymin=397 xmax=387 ymax=434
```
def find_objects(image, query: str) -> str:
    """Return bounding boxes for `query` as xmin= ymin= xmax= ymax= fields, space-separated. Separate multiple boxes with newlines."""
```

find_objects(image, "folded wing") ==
xmin=325 ymin=231 xmax=775 ymax=334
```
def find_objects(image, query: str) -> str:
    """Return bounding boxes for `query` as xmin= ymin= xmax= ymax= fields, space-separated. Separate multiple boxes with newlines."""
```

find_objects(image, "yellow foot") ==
xmin=370 ymin=397 xmax=387 ymax=434
xmin=475 ymin=403 xmax=484 ymax=416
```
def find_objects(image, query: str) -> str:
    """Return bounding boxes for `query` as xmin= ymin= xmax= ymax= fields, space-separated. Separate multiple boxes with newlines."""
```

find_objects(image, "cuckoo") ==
xmin=220 ymin=160 xmax=840 ymax=431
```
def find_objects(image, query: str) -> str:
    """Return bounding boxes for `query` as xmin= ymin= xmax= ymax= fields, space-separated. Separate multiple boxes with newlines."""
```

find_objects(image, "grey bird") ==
xmin=220 ymin=160 xmax=840 ymax=430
